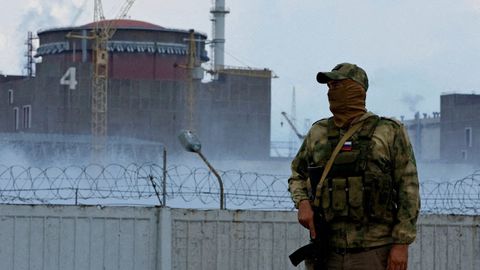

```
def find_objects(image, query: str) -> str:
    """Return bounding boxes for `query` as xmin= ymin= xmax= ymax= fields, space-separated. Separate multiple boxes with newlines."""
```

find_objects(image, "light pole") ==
xmin=178 ymin=130 xmax=225 ymax=209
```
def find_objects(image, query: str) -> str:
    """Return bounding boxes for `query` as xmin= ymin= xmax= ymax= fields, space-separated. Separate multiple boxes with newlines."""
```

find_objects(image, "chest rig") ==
xmin=310 ymin=115 xmax=396 ymax=224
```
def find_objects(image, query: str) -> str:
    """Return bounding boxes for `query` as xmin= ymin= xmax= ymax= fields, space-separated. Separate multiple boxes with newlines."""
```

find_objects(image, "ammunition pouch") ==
xmin=364 ymin=172 xmax=396 ymax=223
xmin=319 ymin=176 xmax=365 ymax=223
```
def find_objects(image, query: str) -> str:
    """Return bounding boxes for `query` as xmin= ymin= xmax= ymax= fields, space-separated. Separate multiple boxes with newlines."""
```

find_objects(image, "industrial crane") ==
xmin=91 ymin=0 xmax=136 ymax=159
xmin=92 ymin=0 xmax=135 ymax=158
xmin=186 ymin=31 xmax=197 ymax=131
xmin=281 ymin=111 xmax=305 ymax=140
xmin=173 ymin=30 xmax=202 ymax=131
xmin=68 ymin=0 xmax=136 ymax=160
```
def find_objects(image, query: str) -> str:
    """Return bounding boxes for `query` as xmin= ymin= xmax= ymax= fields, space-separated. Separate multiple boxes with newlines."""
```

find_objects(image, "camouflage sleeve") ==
xmin=391 ymin=125 xmax=421 ymax=244
xmin=288 ymin=135 xmax=311 ymax=208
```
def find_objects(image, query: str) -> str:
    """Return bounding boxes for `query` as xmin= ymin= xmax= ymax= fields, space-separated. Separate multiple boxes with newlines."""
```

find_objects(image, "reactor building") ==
xmin=0 ymin=14 xmax=272 ymax=164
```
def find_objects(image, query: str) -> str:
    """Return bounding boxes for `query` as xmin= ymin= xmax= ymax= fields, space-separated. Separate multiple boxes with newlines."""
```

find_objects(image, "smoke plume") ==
xmin=401 ymin=93 xmax=425 ymax=113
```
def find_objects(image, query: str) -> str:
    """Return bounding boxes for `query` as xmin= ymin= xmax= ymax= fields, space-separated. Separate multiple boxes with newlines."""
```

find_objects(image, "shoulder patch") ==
xmin=380 ymin=116 xmax=403 ymax=127
xmin=312 ymin=117 xmax=331 ymax=127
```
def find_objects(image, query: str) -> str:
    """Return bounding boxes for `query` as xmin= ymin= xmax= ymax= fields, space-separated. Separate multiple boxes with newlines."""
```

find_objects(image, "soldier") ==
xmin=288 ymin=63 xmax=420 ymax=270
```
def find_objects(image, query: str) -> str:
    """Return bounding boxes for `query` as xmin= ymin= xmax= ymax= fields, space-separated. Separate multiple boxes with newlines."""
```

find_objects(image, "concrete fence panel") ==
xmin=0 ymin=205 xmax=161 ymax=270
xmin=170 ymin=209 xmax=308 ymax=270
xmin=410 ymin=215 xmax=480 ymax=270
xmin=0 ymin=205 xmax=478 ymax=270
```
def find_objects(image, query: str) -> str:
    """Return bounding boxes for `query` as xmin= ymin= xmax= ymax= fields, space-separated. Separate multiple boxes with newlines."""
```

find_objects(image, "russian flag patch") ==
xmin=341 ymin=141 xmax=353 ymax=151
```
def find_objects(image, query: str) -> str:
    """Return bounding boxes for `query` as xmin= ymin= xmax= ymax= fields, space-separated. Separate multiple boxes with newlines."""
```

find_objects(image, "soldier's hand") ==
xmin=297 ymin=200 xmax=316 ymax=239
xmin=387 ymin=244 xmax=408 ymax=270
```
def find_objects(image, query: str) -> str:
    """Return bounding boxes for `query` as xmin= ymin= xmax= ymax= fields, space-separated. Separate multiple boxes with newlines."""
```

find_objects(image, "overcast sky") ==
xmin=1 ymin=0 xmax=480 ymax=142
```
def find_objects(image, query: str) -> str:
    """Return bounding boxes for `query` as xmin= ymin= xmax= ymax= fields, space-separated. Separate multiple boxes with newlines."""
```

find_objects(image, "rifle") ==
xmin=289 ymin=241 xmax=319 ymax=267
xmin=289 ymin=166 xmax=329 ymax=269
xmin=289 ymin=212 xmax=329 ymax=269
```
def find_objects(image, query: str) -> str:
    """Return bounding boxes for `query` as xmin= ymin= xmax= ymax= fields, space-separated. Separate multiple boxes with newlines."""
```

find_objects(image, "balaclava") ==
xmin=327 ymin=79 xmax=366 ymax=128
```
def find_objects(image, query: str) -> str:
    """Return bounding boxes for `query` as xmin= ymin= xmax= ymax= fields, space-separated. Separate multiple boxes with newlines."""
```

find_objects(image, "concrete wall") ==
xmin=0 ymin=65 xmax=272 ymax=161
xmin=0 ymin=205 xmax=477 ymax=270
xmin=441 ymin=94 xmax=480 ymax=163
xmin=197 ymin=74 xmax=271 ymax=159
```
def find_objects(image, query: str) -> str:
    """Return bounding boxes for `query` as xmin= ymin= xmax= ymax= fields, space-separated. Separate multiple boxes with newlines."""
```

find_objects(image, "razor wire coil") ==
xmin=0 ymin=163 xmax=478 ymax=214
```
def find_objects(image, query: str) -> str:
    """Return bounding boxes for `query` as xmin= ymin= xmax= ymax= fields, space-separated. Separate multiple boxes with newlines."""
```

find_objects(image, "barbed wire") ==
xmin=166 ymin=165 xmax=290 ymax=209
xmin=0 ymin=163 xmax=478 ymax=214
xmin=420 ymin=170 xmax=480 ymax=215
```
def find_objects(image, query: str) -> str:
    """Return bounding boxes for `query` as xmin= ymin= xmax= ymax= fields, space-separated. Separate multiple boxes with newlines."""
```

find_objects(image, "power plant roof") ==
xmin=81 ymin=19 xmax=166 ymax=31
xmin=37 ymin=19 xmax=207 ymax=37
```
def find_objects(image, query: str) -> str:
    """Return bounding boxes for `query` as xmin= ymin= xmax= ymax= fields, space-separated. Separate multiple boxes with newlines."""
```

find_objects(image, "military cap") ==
xmin=316 ymin=63 xmax=369 ymax=90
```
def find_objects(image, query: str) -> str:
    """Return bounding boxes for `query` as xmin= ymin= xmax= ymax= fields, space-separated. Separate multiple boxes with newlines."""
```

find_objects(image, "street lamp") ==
xmin=178 ymin=130 xmax=225 ymax=209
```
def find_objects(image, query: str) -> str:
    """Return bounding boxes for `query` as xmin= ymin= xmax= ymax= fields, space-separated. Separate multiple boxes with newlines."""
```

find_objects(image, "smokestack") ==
xmin=210 ymin=0 xmax=229 ymax=71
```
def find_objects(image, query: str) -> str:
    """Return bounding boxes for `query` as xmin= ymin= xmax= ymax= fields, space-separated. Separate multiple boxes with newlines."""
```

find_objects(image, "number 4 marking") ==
xmin=60 ymin=67 xmax=78 ymax=90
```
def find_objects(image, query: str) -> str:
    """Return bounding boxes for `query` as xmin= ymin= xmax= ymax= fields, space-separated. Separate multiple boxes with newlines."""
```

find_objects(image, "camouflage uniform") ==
xmin=288 ymin=111 xmax=420 ymax=249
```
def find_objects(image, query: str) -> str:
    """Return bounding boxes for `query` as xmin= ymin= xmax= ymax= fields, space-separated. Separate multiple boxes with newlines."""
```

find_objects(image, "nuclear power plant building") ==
xmin=0 ymin=19 xmax=272 ymax=164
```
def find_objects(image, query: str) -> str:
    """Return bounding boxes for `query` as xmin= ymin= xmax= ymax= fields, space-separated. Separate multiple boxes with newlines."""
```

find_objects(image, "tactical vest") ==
xmin=309 ymin=116 xmax=396 ymax=224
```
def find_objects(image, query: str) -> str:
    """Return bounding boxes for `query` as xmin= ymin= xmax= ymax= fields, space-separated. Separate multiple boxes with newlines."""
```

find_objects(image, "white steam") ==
xmin=12 ymin=0 xmax=89 ymax=75
xmin=0 ymin=146 xmax=31 ymax=167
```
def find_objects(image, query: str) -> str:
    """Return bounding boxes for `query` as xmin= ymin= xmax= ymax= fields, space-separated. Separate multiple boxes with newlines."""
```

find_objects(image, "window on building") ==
xmin=13 ymin=107 xmax=19 ymax=130
xmin=465 ymin=127 xmax=472 ymax=147
xmin=23 ymin=105 xmax=31 ymax=129
xmin=461 ymin=150 xmax=468 ymax=161
xmin=8 ymin=89 xmax=13 ymax=104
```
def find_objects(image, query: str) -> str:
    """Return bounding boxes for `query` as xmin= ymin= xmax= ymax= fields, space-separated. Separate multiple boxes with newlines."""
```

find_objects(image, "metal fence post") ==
xmin=75 ymin=188 xmax=78 ymax=205
xmin=162 ymin=148 xmax=167 ymax=207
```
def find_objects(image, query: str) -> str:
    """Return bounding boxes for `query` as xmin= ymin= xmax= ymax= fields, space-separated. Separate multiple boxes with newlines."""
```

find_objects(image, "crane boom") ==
xmin=281 ymin=111 xmax=305 ymax=140
xmin=105 ymin=0 xmax=136 ymax=38
xmin=94 ymin=0 xmax=105 ymax=22
xmin=71 ymin=0 xmax=89 ymax=25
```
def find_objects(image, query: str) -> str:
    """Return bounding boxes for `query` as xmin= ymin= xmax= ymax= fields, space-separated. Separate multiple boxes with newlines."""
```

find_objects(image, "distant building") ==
xmin=403 ymin=112 xmax=441 ymax=162
xmin=403 ymin=93 xmax=480 ymax=165
xmin=440 ymin=94 xmax=480 ymax=163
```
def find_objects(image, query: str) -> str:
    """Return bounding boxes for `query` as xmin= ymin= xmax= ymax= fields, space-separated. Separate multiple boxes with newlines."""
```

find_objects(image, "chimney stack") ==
xmin=210 ymin=0 xmax=229 ymax=71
